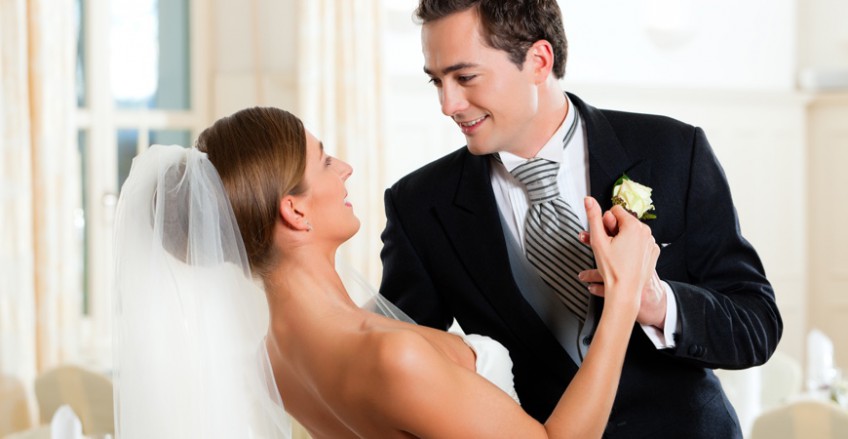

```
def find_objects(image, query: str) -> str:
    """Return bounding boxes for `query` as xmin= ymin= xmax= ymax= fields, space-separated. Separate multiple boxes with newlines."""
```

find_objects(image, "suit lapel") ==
xmin=569 ymin=94 xmax=654 ymax=324
xmin=569 ymin=93 xmax=653 ymax=211
xmin=435 ymin=151 xmax=577 ymax=372
xmin=437 ymin=153 xmax=532 ymax=323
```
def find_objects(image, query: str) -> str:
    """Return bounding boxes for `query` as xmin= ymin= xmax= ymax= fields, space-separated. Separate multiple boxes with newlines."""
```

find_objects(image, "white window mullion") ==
xmin=112 ymin=110 xmax=202 ymax=129
xmin=82 ymin=0 xmax=117 ymax=368
xmin=192 ymin=0 xmax=213 ymax=135
xmin=137 ymin=122 xmax=150 ymax=156
xmin=76 ymin=0 xmax=207 ymax=370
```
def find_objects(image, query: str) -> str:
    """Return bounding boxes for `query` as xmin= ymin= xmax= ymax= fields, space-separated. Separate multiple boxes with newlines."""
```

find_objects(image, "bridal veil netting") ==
xmin=113 ymin=145 xmax=291 ymax=438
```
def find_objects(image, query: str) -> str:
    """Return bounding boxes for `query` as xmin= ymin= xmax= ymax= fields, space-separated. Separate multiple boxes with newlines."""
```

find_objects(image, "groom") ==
xmin=380 ymin=0 xmax=782 ymax=437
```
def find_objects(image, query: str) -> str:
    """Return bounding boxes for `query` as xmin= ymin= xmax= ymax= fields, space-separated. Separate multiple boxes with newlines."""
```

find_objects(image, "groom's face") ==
xmin=421 ymin=8 xmax=542 ymax=157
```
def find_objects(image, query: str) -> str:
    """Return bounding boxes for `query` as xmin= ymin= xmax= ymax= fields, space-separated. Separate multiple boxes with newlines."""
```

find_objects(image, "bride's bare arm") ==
xmin=369 ymin=197 xmax=659 ymax=438
xmin=544 ymin=199 xmax=658 ymax=437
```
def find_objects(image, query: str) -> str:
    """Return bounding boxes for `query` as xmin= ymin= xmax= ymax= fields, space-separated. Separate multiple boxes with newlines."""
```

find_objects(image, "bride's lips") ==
xmin=457 ymin=115 xmax=488 ymax=135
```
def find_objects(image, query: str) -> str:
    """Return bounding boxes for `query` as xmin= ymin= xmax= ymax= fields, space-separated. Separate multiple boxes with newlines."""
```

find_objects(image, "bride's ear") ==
xmin=279 ymin=195 xmax=311 ymax=232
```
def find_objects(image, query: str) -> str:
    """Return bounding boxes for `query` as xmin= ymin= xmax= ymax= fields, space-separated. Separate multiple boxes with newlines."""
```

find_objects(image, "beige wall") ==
xmin=807 ymin=94 xmax=848 ymax=370
xmin=210 ymin=0 xmax=298 ymax=119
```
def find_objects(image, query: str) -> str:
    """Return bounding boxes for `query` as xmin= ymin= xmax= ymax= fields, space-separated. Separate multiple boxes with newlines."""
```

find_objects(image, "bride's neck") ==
xmin=263 ymin=247 xmax=360 ymax=320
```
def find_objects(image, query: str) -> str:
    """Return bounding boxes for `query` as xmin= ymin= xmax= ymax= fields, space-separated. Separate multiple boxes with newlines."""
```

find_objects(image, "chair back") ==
xmin=760 ymin=350 xmax=803 ymax=410
xmin=33 ymin=365 xmax=113 ymax=436
xmin=0 ymin=374 xmax=34 ymax=437
xmin=750 ymin=399 xmax=848 ymax=439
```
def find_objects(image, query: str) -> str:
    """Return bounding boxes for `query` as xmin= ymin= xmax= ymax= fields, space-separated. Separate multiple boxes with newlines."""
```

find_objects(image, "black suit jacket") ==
xmin=379 ymin=93 xmax=782 ymax=438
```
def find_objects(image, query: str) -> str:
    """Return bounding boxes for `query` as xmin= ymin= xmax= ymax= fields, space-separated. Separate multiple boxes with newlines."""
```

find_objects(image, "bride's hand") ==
xmin=583 ymin=197 xmax=660 ymax=316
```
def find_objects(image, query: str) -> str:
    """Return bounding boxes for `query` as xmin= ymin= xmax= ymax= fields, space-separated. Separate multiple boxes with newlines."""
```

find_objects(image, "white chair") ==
xmin=2 ymin=407 xmax=78 ymax=439
xmin=760 ymin=350 xmax=803 ymax=411
xmin=1 ymin=426 xmax=50 ymax=439
xmin=716 ymin=350 xmax=804 ymax=435
xmin=33 ymin=365 xmax=113 ymax=436
xmin=750 ymin=399 xmax=848 ymax=439
xmin=0 ymin=374 xmax=33 ymax=438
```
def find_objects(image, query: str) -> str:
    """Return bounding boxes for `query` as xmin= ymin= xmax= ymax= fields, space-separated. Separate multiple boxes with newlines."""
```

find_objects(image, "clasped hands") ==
xmin=579 ymin=197 xmax=666 ymax=330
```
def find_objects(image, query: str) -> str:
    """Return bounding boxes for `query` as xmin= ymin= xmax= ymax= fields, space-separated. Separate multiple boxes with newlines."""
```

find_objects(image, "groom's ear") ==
xmin=527 ymin=39 xmax=554 ymax=84
xmin=279 ymin=195 xmax=310 ymax=232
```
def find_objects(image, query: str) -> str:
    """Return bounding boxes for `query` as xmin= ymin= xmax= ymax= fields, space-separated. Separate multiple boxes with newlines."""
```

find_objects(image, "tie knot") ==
xmin=511 ymin=158 xmax=560 ymax=204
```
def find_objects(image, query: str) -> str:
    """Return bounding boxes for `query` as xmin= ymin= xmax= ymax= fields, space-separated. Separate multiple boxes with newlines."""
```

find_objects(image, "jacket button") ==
xmin=688 ymin=345 xmax=703 ymax=357
xmin=582 ymin=336 xmax=592 ymax=346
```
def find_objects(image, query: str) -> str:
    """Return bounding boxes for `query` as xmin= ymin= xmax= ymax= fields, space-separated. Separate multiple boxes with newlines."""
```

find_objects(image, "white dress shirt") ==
xmin=490 ymin=95 xmax=678 ymax=350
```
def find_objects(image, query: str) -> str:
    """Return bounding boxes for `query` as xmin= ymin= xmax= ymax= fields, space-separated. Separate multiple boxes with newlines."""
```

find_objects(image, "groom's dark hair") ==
xmin=415 ymin=0 xmax=568 ymax=78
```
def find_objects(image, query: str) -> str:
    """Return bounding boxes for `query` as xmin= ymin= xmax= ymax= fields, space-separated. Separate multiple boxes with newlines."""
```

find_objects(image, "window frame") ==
xmin=75 ymin=0 xmax=211 ymax=366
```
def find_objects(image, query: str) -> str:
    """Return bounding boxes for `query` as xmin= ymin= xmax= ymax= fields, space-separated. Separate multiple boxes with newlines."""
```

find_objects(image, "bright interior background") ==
xmin=2 ymin=0 xmax=848 ymax=436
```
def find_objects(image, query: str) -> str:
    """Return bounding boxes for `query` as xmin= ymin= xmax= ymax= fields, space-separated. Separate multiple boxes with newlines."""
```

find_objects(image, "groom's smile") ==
xmin=421 ymin=7 xmax=554 ymax=158
xmin=458 ymin=115 xmax=488 ymax=135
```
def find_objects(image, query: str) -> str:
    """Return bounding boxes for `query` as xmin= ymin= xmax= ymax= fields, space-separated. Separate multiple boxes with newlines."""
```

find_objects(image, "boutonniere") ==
xmin=612 ymin=174 xmax=656 ymax=220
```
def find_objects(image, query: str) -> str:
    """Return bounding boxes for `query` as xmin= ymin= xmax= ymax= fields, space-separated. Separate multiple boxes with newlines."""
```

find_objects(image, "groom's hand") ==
xmin=578 ymin=214 xmax=667 ymax=330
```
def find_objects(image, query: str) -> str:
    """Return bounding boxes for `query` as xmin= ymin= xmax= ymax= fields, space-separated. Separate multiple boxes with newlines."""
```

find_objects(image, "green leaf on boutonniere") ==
xmin=613 ymin=173 xmax=631 ymax=187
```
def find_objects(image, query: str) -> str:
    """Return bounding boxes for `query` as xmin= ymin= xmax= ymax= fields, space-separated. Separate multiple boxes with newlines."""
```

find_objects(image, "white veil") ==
xmin=338 ymin=261 xmax=416 ymax=324
xmin=113 ymin=145 xmax=291 ymax=438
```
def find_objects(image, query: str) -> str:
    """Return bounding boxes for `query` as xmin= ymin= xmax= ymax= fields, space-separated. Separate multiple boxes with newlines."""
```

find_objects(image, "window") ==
xmin=74 ymin=0 xmax=209 ymax=367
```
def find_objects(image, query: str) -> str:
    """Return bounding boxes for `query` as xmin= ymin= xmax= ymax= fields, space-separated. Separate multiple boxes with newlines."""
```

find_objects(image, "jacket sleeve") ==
xmin=379 ymin=187 xmax=454 ymax=331
xmin=664 ymin=127 xmax=782 ymax=369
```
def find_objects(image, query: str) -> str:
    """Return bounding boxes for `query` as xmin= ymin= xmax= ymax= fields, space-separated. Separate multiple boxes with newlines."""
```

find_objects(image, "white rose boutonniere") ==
xmin=612 ymin=174 xmax=656 ymax=220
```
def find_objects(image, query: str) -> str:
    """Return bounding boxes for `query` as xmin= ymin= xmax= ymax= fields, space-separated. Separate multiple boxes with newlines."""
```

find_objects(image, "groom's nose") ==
xmin=440 ymin=83 xmax=468 ymax=117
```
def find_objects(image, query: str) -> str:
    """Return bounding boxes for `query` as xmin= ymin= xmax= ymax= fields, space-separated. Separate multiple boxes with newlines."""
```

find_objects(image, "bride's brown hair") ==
xmin=196 ymin=107 xmax=307 ymax=277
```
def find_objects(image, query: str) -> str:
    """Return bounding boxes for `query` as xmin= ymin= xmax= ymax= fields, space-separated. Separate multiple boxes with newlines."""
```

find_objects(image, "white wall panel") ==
xmin=559 ymin=0 xmax=797 ymax=90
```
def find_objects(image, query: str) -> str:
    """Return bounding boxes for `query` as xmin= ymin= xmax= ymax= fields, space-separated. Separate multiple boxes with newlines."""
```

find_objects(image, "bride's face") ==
xmin=299 ymin=130 xmax=360 ymax=242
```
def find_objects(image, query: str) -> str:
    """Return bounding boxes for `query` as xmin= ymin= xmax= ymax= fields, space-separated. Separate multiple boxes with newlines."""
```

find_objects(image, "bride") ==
xmin=113 ymin=107 xmax=659 ymax=438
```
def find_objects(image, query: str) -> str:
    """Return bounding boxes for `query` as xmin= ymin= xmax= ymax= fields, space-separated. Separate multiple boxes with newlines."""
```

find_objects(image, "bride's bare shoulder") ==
xmin=341 ymin=328 xmax=448 ymax=400
xmin=341 ymin=329 xmax=455 ymax=422
xmin=348 ymin=327 xmax=539 ymax=437
xmin=376 ymin=329 xmax=439 ymax=367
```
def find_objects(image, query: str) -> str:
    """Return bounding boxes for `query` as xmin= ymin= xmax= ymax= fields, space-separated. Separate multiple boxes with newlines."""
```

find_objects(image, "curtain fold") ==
xmin=296 ymin=0 xmax=386 ymax=289
xmin=0 ymin=0 xmax=80 ymax=432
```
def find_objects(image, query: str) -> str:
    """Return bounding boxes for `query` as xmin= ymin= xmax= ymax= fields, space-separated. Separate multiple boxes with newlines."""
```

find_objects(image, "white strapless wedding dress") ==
xmin=461 ymin=334 xmax=521 ymax=405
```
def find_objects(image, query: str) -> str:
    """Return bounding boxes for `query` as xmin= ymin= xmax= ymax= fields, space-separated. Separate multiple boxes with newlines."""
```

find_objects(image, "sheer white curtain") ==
xmin=0 ymin=0 xmax=80 ymax=432
xmin=295 ymin=0 xmax=387 ymax=287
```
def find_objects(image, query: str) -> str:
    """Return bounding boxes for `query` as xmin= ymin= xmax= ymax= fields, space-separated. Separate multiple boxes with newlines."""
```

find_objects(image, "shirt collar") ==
xmin=498 ymin=94 xmax=576 ymax=173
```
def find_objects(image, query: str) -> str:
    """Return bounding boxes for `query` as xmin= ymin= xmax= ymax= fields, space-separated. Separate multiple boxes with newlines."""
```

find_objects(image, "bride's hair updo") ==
xmin=196 ymin=107 xmax=307 ymax=276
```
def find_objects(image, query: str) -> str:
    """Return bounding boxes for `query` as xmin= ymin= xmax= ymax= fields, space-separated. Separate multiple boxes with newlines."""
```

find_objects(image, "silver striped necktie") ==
xmin=509 ymin=112 xmax=594 ymax=321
